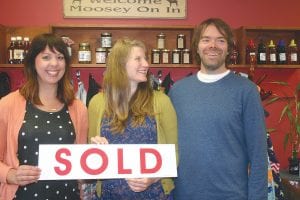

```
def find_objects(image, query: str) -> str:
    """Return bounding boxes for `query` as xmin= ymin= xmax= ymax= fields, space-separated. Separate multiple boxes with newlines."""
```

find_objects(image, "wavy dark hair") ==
xmin=19 ymin=33 xmax=75 ymax=105
xmin=192 ymin=18 xmax=234 ymax=66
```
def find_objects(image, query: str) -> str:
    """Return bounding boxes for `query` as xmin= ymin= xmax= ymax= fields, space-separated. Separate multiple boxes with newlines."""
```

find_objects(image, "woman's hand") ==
xmin=126 ymin=178 xmax=160 ymax=192
xmin=90 ymin=136 xmax=109 ymax=144
xmin=6 ymin=165 xmax=41 ymax=186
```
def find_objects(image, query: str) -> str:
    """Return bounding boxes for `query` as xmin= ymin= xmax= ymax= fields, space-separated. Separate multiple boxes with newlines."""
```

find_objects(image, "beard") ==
xmin=200 ymin=48 xmax=227 ymax=71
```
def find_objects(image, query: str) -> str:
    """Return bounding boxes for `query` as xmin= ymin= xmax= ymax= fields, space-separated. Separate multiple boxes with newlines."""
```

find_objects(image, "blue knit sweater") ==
xmin=169 ymin=72 xmax=267 ymax=200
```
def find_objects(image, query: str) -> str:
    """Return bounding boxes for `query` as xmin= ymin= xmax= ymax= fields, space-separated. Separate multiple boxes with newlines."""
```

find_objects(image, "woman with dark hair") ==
xmin=88 ymin=38 xmax=178 ymax=200
xmin=0 ymin=33 xmax=88 ymax=200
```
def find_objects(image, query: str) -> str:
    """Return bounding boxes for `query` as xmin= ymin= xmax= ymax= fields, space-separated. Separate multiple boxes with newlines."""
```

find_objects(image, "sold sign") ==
xmin=38 ymin=144 xmax=177 ymax=180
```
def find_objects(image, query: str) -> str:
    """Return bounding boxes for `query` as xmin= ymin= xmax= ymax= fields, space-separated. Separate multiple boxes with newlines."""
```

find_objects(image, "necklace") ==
xmin=35 ymin=102 xmax=65 ymax=112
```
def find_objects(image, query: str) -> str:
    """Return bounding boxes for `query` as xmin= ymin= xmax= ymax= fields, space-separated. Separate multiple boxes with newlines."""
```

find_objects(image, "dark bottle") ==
xmin=276 ymin=39 xmax=287 ymax=65
xmin=287 ymin=39 xmax=298 ymax=64
xmin=7 ymin=37 xmax=16 ymax=64
xmin=257 ymin=39 xmax=266 ymax=64
xmin=229 ymin=41 xmax=239 ymax=65
xmin=23 ymin=37 xmax=30 ymax=59
xmin=267 ymin=40 xmax=276 ymax=64
xmin=14 ymin=36 xmax=24 ymax=64
xmin=246 ymin=39 xmax=256 ymax=64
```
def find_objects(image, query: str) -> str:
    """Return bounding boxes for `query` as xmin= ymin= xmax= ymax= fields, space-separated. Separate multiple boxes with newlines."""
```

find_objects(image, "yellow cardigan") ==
xmin=88 ymin=91 xmax=178 ymax=195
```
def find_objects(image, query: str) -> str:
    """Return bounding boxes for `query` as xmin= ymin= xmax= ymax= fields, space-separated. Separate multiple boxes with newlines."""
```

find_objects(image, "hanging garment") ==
xmin=75 ymin=70 xmax=87 ymax=105
xmin=268 ymin=157 xmax=276 ymax=200
xmin=267 ymin=133 xmax=285 ymax=200
xmin=161 ymin=72 xmax=174 ymax=94
xmin=86 ymin=73 xmax=101 ymax=107
xmin=0 ymin=71 xmax=11 ymax=98
xmin=76 ymin=81 xmax=87 ymax=105
xmin=150 ymin=73 xmax=159 ymax=91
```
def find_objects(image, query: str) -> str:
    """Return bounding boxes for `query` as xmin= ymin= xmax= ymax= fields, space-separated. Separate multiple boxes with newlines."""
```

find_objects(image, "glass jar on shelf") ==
xmin=161 ymin=49 xmax=170 ymax=64
xmin=177 ymin=34 xmax=186 ymax=50
xmin=151 ymin=49 xmax=161 ymax=64
xmin=95 ymin=47 xmax=107 ymax=64
xmin=157 ymin=33 xmax=166 ymax=50
xmin=182 ymin=49 xmax=191 ymax=64
xmin=101 ymin=32 xmax=112 ymax=48
xmin=78 ymin=42 xmax=91 ymax=64
xmin=172 ymin=49 xmax=181 ymax=64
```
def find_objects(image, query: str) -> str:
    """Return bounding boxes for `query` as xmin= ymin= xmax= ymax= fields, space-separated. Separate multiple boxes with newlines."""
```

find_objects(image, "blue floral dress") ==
xmin=99 ymin=116 xmax=168 ymax=200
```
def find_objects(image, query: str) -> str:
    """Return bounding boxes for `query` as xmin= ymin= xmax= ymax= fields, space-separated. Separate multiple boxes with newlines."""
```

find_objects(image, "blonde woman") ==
xmin=88 ymin=38 xmax=177 ymax=200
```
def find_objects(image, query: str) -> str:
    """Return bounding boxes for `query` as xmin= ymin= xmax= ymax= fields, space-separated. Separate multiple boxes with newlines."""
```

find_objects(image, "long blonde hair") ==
xmin=104 ymin=38 xmax=154 ymax=133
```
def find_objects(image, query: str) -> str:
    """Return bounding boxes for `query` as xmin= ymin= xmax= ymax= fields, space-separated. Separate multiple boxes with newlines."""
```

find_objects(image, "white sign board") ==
xmin=38 ymin=144 xmax=177 ymax=180
xmin=63 ymin=0 xmax=187 ymax=19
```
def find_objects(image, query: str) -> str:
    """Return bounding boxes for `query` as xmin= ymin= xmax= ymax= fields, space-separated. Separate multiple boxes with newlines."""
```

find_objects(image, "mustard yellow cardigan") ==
xmin=88 ymin=91 xmax=178 ymax=196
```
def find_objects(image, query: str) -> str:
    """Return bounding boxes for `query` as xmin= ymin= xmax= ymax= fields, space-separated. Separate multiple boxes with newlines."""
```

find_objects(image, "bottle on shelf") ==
xmin=7 ymin=36 xmax=16 ymax=64
xmin=229 ymin=41 xmax=239 ymax=65
xmin=267 ymin=40 xmax=277 ymax=64
xmin=245 ymin=39 xmax=256 ymax=65
xmin=14 ymin=36 xmax=24 ymax=64
xmin=23 ymin=37 xmax=30 ymax=59
xmin=257 ymin=39 xmax=266 ymax=64
xmin=276 ymin=39 xmax=287 ymax=65
xmin=287 ymin=39 xmax=298 ymax=65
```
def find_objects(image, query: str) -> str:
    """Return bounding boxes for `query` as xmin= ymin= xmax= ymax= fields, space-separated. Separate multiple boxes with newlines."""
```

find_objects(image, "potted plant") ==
xmin=264 ymin=81 xmax=300 ymax=175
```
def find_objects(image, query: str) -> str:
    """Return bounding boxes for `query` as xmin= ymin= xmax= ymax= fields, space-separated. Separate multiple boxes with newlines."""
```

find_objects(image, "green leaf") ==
xmin=267 ymin=128 xmax=276 ymax=133
xmin=265 ymin=96 xmax=280 ymax=106
xmin=296 ymin=82 xmax=300 ymax=92
xmin=283 ymin=134 xmax=289 ymax=150
xmin=286 ymin=107 xmax=294 ymax=122
xmin=297 ymin=124 xmax=300 ymax=135
xmin=279 ymin=105 xmax=289 ymax=122
xmin=269 ymin=81 xmax=289 ymax=86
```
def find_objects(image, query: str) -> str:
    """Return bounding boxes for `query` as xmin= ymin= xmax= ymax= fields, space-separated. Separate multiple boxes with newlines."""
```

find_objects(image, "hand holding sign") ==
xmin=38 ymin=144 xmax=177 ymax=180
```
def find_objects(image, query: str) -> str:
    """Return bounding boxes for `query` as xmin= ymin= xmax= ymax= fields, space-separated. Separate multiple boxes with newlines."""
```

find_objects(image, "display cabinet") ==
xmin=51 ymin=24 xmax=195 ymax=67
xmin=235 ymin=26 xmax=300 ymax=68
xmin=1 ymin=25 xmax=300 ymax=69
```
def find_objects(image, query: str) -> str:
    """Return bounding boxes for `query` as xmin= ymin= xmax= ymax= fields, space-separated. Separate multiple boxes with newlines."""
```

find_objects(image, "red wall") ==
xmin=1 ymin=0 xmax=300 ymax=169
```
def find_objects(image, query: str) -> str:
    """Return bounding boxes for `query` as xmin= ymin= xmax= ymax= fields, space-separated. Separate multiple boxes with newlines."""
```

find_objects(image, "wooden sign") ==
xmin=38 ymin=144 xmax=177 ymax=180
xmin=63 ymin=0 xmax=186 ymax=19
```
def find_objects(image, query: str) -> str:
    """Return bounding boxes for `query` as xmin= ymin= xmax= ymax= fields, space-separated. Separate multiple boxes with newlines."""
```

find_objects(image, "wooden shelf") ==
xmin=51 ymin=24 xmax=195 ymax=65
xmin=0 ymin=63 xmax=196 ymax=68
xmin=228 ymin=64 xmax=300 ymax=69
xmin=1 ymin=25 xmax=300 ymax=69
xmin=2 ymin=64 xmax=300 ymax=69
xmin=235 ymin=26 xmax=300 ymax=65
